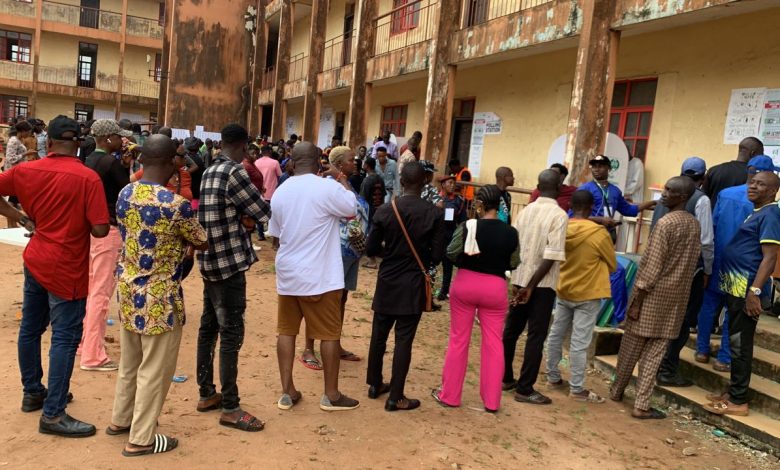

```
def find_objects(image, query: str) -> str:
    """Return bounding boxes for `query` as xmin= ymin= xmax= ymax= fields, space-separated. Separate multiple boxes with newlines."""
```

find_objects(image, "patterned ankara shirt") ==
xmin=116 ymin=182 xmax=207 ymax=335
xmin=197 ymin=155 xmax=272 ymax=282
xmin=421 ymin=183 xmax=443 ymax=206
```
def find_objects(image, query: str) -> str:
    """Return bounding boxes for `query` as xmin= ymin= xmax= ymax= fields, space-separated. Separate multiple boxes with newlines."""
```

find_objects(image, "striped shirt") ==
xmin=510 ymin=197 xmax=568 ymax=289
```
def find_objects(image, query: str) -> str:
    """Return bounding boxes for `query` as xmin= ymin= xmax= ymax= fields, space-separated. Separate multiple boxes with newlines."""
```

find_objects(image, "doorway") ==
xmin=80 ymin=0 xmax=100 ymax=29
xmin=260 ymin=105 xmax=273 ymax=138
xmin=464 ymin=0 xmax=488 ymax=27
xmin=448 ymin=98 xmax=476 ymax=167
xmin=342 ymin=3 xmax=355 ymax=66
xmin=77 ymin=42 xmax=97 ymax=88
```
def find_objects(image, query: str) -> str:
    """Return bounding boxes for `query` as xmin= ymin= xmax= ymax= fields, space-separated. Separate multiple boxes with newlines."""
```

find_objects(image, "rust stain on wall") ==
xmin=612 ymin=0 xmax=736 ymax=26
xmin=165 ymin=0 xmax=254 ymax=131
xmin=318 ymin=64 xmax=353 ymax=92
xmin=368 ymin=42 xmax=432 ymax=82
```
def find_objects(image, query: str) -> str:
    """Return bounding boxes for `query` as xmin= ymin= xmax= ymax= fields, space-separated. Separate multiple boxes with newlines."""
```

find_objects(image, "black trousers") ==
xmin=366 ymin=312 xmax=422 ymax=401
xmin=502 ymin=287 xmax=557 ymax=395
xmin=196 ymin=271 xmax=247 ymax=411
xmin=726 ymin=295 xmax=758 ymax=405
xmin=659 ymin=269 xmax=705 ymax=377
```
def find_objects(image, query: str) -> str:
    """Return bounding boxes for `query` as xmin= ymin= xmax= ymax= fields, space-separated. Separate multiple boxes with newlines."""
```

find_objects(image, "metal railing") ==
xmin=37 ymin=64 xmax=76 ymax=87
xmin=122 ymin=77 xmax=159 ymax=98
xmin=126 ymin=14 xmax=163 ymax=39
xmin=42 ymin=0 xmax=121 ymax=32
xmin=0 ymin=0 xmax=36 ymax=17
xmin=261 ymin=65 xmax=275 ymax=90
xmin=374 ymin=0 xmax=438 ymax=57
xmin=323 ymin=30 xmax=356 ymax=72
xmin=288 ymin=53 xmax=308 ymax=82
xmin=460 ymin=181 xmax=532 ymax=219
xmin=95 ymin=74 xmax=118 ymax=92
xmin=461 ymin=0 xmax=552 ymax=28
xmin=0 ymin=60 xmax=33 ymax=82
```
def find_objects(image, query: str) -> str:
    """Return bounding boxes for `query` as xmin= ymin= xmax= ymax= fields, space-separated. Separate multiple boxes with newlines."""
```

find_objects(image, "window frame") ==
xmin=153 ymin=53 xmax=162 ymax=82
xmin=380 ymin=104 xmax=408 ymax=137
xmin=609 ymin=78 xmax=657 ymax=162
xmin=0 ymin=29 xmax=32 ymax=63
xmin=0 ymin=94 xmax=28 ymax=123
xmin=390 ymin=0 xmax=420 ymax=35
xmin=74 ymin=102 xmax=94 ymax=123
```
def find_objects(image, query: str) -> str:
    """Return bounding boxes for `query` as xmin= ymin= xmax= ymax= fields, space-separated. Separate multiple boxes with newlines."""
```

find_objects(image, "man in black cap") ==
xmin=575 ymin=155 xmax=656 ymax=241
xmin=420 ymin=160 xmax=444 ymax=208
xmin=0 ymin=115 xmax=110 ymax=437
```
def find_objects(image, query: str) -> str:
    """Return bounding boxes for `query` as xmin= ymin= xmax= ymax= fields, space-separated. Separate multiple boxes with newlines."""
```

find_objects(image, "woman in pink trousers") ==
xmin=433 ymin=185 xmax=519 ymax=412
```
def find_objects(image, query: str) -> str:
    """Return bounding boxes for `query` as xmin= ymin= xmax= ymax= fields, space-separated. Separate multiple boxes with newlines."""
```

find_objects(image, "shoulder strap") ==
xmin=391 ymin=199 xmax=426 ymax=273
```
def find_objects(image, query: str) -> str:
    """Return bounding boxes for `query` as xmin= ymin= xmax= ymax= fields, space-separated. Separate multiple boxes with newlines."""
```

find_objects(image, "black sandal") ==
xmin=106 ymin=425 xmax=130 ymax=436
xmin=219 ymin=411 xmax=265 ymax=432
xmin=632 ymin=408 xmax=666 ymax=420
xmin=122 ymin=434 xmax=178 ymax=457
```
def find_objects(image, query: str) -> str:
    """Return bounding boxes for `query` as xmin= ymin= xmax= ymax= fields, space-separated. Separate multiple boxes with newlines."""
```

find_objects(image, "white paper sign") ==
xmin=759 ymin=89 xmax=780 ymax=147
xmin=468 ymin=112 xmax=491 ymax=179
xmin=317 ymin=107 xmax=335 ymax=149
xmin=724 ymin=88 xmax=766 ymax=144
xmin=285 ymin=117 xmax=297 ymax=139
xmin=444 ymin=208 xmax=454 ymax=221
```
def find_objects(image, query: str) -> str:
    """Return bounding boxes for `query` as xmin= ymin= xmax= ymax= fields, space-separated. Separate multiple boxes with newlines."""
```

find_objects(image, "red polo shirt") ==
xmin=0 ymin=154 xmax=109 ymax=300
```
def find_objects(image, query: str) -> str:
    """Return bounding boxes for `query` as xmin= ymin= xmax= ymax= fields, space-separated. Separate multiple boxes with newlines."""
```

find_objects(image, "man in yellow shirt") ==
xmin=545 ymin=190 xmax=617 ymax=403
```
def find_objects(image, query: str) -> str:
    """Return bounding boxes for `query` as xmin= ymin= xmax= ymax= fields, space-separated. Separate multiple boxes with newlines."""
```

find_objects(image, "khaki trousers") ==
xmin=111 ymin=321 xmax=182 ymax=446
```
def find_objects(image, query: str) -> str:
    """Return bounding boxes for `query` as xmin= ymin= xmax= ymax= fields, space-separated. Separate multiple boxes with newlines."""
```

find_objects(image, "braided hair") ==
xmin=477 ymin=184 xmax=503 ymax=212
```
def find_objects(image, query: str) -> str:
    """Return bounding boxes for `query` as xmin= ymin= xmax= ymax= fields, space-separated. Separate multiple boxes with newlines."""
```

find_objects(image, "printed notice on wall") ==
xmin=483 ymin=112 xmax=502 ymax=135
xmin=317 ymin=107 xmax=335 ymax=149
xmin=759 ymin=89 xmax=780 ymax=146
xmin=723 ymin=88 xmax=766 ymax=144
xmin=468 ymin=112 xmax=489 ymax=178
xmin=286 ymin=117 xmax=297 ymax=139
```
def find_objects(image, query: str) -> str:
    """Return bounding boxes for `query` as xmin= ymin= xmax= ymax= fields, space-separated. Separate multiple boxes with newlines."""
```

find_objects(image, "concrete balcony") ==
xmin=0 ymin=0 xmax=35 ymax=18
xmin=319 ymin=30 xmax=355 ymax=92
xmin=284 ymin=53 xmax=307 ymax=99
xmin=122 ymin=77 xmax=159 ymax=100
xmin=0 ymin=60 xmax=33 ymax=83
xmin=126 ymin=14 xmax=163 ymax=40
xmin=33 ymin=65 xmax=157 ymax=105
xmin=42 ymin=0 xmax=121 ymax=33
xmin=369 ymin=0 xmax=437 ymax=82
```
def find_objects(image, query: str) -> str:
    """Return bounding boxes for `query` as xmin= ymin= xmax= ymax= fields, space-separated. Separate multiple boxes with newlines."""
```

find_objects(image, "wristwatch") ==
xmin=749 ymin=286 xmax=762 ymax=296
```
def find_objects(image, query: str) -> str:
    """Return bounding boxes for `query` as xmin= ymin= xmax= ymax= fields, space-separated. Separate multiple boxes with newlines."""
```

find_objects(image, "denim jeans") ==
xmin=545 ymin=298 xmax=602 ymax=393
xmin=196 ymin=271 xmax=247 ymax=412
xmin=18 ymin=267 xmax=86 ymax=418
xmin=696 ymin=287 xmax=731 ymax=363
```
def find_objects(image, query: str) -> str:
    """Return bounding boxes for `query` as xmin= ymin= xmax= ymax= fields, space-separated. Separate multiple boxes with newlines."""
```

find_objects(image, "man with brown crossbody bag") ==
xmin=365 ymin=161 xmax=446 ymax=412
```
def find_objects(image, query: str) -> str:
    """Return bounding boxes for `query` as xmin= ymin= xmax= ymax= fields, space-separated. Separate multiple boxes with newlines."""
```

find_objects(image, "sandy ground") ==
xmin=0 ymin=239 xmax=777 ymax=469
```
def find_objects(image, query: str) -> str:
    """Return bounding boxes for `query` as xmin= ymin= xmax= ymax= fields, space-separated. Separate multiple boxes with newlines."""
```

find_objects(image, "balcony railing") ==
xmin=96 ymin=74 xmax=118 ymax=92
xmin=461 ymin=0 xmax=553 ymax=28
xmin=42 ymin=0 xmax=121 ymax=33
xmin=0 ymin=0 xmax=36 ymax=18
xmin=127 ymin=14 xmax=163 ymax=40
xmin=323 ymin=30 xmax=356 ymax=72
xmin=374 ymin=0 xmax=438 ymax=57
xmin=0 ymin=60 xmax=33 ymax=82
xmin=261 ymin=66 xmax=275 ymax=90
xmin=289 ymin=53 xmax=308 ymax=82
xmin=37 ymin=64 xmax=76 ymax=87
xmin=122 ymin=77 xmax=159 ymax=99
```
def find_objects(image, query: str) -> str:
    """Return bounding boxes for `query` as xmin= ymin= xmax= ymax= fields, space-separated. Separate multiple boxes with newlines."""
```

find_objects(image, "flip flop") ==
xmin=219 ymin=411 xmax=265 ymax=432
xmin=632 ymin=408 xmax=666 ymax=419
xmin=106 ymin=425 xmax=130 ymax=436
xmin=299 ymin=356 xmax=323 ymax=371
xmin=122 ymin=434 xmax=178 ymax=457
xmin=340 ymin=351 xmax=361 ymax=362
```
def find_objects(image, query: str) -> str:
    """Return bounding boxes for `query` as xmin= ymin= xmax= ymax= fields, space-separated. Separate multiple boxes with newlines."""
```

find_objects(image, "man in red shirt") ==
xmin=0 ymin=115 xmax=110 ymax=438
xmin=529 ymin=163 xmax=578 ymax=212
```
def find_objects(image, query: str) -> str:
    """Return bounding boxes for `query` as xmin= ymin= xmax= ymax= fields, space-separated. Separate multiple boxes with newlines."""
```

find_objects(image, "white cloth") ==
xmin=624 ymin=158 xmax=645 ymax=203
xmin=464 ymin=218 xmax=480 ymax=256
xmin=268 ymin=173 xmax=357 ymax=296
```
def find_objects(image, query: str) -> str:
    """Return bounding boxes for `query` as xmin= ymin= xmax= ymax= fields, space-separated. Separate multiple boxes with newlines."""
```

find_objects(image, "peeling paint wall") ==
xmin=368 ymin=42 xmax=432 ymax=81
xmin=319 ymin=64 xmax=353 ymax=92
xmin=612 ymin=0 xmax=736 ymax=27
xmin=165 ymin=0 xmax=254 ymax=130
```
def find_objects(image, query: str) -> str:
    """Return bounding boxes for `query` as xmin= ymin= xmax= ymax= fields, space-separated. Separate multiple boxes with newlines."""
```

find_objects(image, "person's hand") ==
xmin=512 ymin=287 xmax=532 ymax=305
xmin=18 ymin=214 xmax=35 ymax=237
xmin=746 ymin=291 xmax=763 ymax=318
xmin=639 ymin=200 xmax=658 ymax=212
xmin=627 ymin=297 xmax=641 ymax=321
xmin=184 ymin=245 xmax=195 ymax=259
xmin=120 ymin=147 xmax=137 ymax=168
xmin=703 ymin=274 xmax=710 ymax=289
xmin=241 ymin=215 xmax=256 ymax=232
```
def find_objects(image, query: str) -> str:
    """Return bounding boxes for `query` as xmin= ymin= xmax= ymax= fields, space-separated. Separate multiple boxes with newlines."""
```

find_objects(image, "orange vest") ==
xmin=456 ymin=167 xmax=474 ymax=201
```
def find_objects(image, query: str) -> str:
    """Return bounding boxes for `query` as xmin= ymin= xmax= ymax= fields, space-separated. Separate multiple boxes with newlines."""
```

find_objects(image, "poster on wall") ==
xmin=317 ymin=107 xmax=335 ymax=149
xmin=483 ymin=112 xmax=502 ymax=135
xmin=765 ymin=146 xmax=780 ymax=168
xmin=723 ymin=88 xmax=766 ymax=144
xmin=759 ymin=89 xmax=780 ymax=146
xmin=285 ymin=117 xmax=297 ymax=139
xmin=468 ymin=112 xmax=489 ymax=178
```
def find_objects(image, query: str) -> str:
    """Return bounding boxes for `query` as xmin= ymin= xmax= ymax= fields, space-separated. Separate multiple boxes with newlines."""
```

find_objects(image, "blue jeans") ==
xmin=18 ymin=267 xmax=86 ymax=418
xmin=696 ymin=287 xmax=730 ymax=363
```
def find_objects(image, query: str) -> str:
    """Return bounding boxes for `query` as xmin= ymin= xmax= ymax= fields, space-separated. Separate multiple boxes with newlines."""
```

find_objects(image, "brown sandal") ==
xmin=704 ymin=400 xmax=749 ymax=416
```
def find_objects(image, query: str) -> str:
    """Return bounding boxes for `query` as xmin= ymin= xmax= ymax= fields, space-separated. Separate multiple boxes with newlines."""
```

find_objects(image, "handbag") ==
xmin=391 ymin=199 xmax=433 ymax=312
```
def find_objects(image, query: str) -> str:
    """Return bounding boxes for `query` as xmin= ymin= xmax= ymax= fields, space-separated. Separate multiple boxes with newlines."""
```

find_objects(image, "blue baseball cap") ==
xmin=747 ymin=155 xmax=779 ymax=173
xmin=681 ymin=157 xmax=706 ymax=177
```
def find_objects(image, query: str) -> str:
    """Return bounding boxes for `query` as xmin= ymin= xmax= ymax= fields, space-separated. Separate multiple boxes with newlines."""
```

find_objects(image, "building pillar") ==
xmin=271 ymin=0 xmax=293 ymax=140
xmin=30 ymin=0 xmax=43 ymax=117
xmin=422 ymin=0 xmax=460 ymax=169
xmin=346 ymin=0 xmax=376 ymax=149
xmin=564 ymin=0 xmax=619 ymax=186
xmin=248 ymin=0 xmax=267 ymax=134
xmin=116 ymin=0 xmax=128 ymax=120
xmin=302 ymin=0 xmax=328 ymax=143
xmin=158 ymin=0 xmax=174 ymax=124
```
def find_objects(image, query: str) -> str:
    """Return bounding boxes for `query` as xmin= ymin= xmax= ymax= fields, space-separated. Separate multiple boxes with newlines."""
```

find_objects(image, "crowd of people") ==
xmin=0 ymin=113 xmax=777 ymax=457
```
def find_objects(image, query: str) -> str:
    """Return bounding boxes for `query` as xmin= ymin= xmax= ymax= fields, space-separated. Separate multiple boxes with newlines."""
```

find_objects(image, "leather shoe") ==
xmin=385 ymin=397 xmax=421 ymax=411
xmin=713 ymin=360 xmax=731 ymax=372
xmin=694 ymin=352 xmax=710 ymax=363
xmin=39 ymin=414 xmax=96 ymax=438
xmin=656 ymin=374 xmax=693 ymax=387
xmin=22 ymin=390 xmax=74 ymax=413
xmin=368 ymin=383 xmax=390 ymax=399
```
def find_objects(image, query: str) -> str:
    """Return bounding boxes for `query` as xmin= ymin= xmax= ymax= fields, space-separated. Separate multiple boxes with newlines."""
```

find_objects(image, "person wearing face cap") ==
xmin=648 ymin=157 xmax=713 ymax=387
xmin=420 ymin=160 xmax=444 ymax=208
xmin=78 ymin=120 xmax=134 ymax=372
xmin=0 ymin=115 xmax=110 ymax=437
xmin=576 ymin=155 xmax=657 ymax=241
xmin=695 ymin=155 xmax=779 ymax=372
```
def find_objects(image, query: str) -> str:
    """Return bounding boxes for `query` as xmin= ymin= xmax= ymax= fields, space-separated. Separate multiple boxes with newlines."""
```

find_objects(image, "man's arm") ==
xmin=633 ymin=220 xmax=670 ymax=293
xmin=430 ymin=212 xmax=446 ymax=266
xmin=514 ymin=213 xmax=567 ymax=304
xmin=85 ymin=176 xmax=110 ymax=238
xmin=176 ymin=200 xmax=209 ymax=251
xmin=227 ymin=168 xmax=271 ymax=223
xmin=597 ymin=229 xmax=618 ymax=273
xmin=365 ymin=211 xmax=385 ymax=258
xmin=695 ymin=195 xmax=715 ymax=276
xmin=746 ymin=243 xmax=779 ymax=318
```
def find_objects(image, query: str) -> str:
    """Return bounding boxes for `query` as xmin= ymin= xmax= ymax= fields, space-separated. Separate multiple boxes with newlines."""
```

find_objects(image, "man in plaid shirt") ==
xmin=196 ymin=123 xmax=271 ymax=432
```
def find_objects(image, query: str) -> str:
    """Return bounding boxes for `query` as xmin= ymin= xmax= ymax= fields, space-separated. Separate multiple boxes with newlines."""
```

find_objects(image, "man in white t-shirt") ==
xmin=269 ymin=141 xmax=360 ymax=412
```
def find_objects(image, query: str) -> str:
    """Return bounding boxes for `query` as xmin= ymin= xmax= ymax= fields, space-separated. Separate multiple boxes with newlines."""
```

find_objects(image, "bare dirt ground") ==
xmin=0 ymin=239 xmax=777 ymax=469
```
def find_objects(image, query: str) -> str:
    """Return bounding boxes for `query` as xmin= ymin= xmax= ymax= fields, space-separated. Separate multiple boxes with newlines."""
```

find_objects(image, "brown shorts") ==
xmin=277 ymin=290 xmax=343 ymax=340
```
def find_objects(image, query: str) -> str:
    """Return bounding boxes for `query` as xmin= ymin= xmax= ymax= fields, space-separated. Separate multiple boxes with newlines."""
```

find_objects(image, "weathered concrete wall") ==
xmin=258 ymin=88 xmax=275 ymax=104
xmin=367 ymin=41 xmax=431 ymax=82
xmin=164 ymin=0 xmax=254 ymax=130
xmin=612 ymin=0 xmax=736 ymax=27
xmin=450 ymin=0 xmax=581 ymax=64
xmin=283 ymin=78 xmax=306 ymax=99
xmin=318 ymin=63 xmax=353 ymax=92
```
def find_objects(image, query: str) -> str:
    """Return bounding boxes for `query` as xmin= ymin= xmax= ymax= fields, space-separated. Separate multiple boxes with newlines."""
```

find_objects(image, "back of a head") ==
xmin=476 ymin=184 xmax=502 ymax=212
xmin=142 ymin=134 xmax=177 ymax=164
xmin=571 ymin=190 xmax=594 ymax=212
xmin=328 ymin=146 xmax=352 ymax=167
xmin=158 ymin=126 xmax=173 ymax=138
xmin=131 ymin=123 xmax=142 ymax=134
xmin=221 ymin=123 xmax=249 ymax=146
xmin=738 ymin=137 xmax=764 ymax=160
xmin=550 ymin=163 xmax=569 ymax=177
xmin=400 ymin=161 xmax=426 ymax=189
xmin=668 ymin=175 xmax=695 ymax=200
xmin=291 ymin=141 xmax=320 ymax=170
xmin=537 ymin=169 xmax=561 ymax=192
xmin=364 ymin=157 xmax=377 ymax=171
xmin=118 ymin=119 xmax=133 ymax=131
xmin=15 ymin=120 xmax=32 ymax=133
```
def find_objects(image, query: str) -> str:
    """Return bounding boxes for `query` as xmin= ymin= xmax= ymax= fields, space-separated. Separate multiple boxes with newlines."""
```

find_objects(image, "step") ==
xmin=685 ymin=335 xmax=780 ymax=381
xmin=594 ymin=354 xmax=780 ymax=456
xmin=756 ymin=314 xmax=780 ymax=354
xmin=676 ymin=348 xmax=780 ymax=420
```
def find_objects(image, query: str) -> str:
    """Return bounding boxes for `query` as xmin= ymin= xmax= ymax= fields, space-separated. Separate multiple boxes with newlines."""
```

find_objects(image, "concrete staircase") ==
xmin=593 ymin=315 xmax=780 ymax=456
